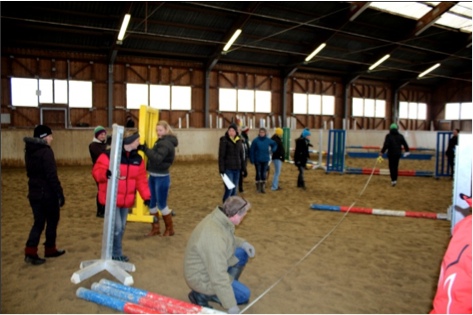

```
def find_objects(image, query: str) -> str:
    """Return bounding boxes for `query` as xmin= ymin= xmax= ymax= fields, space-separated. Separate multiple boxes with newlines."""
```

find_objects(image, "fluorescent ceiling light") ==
xmin=223 ymin=29 xmax=242 ymax=52
xmin=369 ymin=54 xmax=390 ymax=71
xmin=118 ymin=14 xmax=131 ymax=41
xmin=418 ymin=63 xmax=441 ymax=78
xmin=305 ymin=43 xmax=326 ymax=62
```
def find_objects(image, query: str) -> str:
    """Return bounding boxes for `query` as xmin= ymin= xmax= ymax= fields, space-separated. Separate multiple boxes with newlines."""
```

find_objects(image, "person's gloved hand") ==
xmin=377 ymin=156 xmax=384 ymax=164
xmin=58 ymin=194 xmax=65 ymax=207
xmin=227 ymin=306 xmax=240 ymax=314
xmin=144 ymin=200 xmax=150 ymax=207
xmin=106 ymin=169 xmax=112 ymax=179
xmin=241 ymin=242 xmax=255 ymax=258
xmin=137 ymin=143 xmax=147 ymax=151
xmin=242 ymin=169 xmax=248 ymax=178
xmin=403 ymin=152 xmax=410 ymax=158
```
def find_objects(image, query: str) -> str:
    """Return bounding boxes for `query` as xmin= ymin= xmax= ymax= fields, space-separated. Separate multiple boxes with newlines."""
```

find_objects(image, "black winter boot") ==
xmin=25 ymin=247 xmax=46 ymax=265
xmin=261 ymin=181 xmax=266 ymax=193
xmin=188 ymin=291 xmax=221 ymax=307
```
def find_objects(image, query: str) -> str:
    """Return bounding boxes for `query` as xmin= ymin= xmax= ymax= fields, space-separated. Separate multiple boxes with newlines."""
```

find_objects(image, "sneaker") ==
xmin=25 ymin=255 xmax=46 ymax=265
xmin=391 ymin=181 xmax=397 ymax=187
xmin=112 ymin=255 xmax=129 ymax=262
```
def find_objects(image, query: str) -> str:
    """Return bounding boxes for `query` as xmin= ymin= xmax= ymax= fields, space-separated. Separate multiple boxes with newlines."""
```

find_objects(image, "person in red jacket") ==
xmin=92 ymin=129 xmax=150 ymax=262
xmin=431 ymin=193 xmax=472 ymax=314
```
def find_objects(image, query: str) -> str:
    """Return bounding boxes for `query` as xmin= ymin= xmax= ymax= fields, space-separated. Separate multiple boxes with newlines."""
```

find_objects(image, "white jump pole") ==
xmin=71 ymin=124 xmax=135 ymax=285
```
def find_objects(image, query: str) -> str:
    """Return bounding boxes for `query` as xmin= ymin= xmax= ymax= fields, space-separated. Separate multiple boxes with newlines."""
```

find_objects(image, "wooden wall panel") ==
xmin=1 ymin=50 xmax=471 ymax=132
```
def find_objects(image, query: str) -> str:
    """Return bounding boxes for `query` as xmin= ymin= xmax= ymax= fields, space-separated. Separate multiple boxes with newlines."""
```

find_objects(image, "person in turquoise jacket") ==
xmin=249 ymin=128 xmax=277 ymax=193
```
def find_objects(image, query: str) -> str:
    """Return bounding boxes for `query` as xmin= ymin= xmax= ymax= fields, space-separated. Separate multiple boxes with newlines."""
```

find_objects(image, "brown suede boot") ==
xmin=162 ymin=213 xmax=175 ymax=236
xmin=146 ymin=213 xmax=161 ymax=237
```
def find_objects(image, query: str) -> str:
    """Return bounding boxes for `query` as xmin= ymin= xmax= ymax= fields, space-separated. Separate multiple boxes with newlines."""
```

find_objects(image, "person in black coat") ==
xmin=23 ymin=125 xmax=66 ymax=265
xmin=294 ymin=129 xmax=311 ymax=189
xmin=270 ymin=128 xmax=285 ymax=191
xmin=379 ymin=123 xmax=410 ymax=187
xmin=445 ymin=128 xmax=459 ymax=179
xmin=219 ymin=124 xmax=245 ymax=202
xmin=238 ymin=126 xmax=251 ymax=193
xmin=89 ymin=126 xmax=108 ymax=217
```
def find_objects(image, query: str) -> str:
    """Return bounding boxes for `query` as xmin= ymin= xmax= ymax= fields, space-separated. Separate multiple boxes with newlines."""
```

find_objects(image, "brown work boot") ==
xmin=162 ymin=213 xmax=175 ymax=236
xmin=146 ymin=213 xmax=161 ymax=237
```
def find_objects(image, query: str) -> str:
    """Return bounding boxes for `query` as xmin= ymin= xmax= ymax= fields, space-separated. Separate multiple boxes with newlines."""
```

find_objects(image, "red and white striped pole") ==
xmin=310 ymin=204 xmax=447 ymax=220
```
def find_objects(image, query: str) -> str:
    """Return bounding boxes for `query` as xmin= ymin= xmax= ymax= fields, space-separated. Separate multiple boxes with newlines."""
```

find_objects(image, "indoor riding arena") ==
xmin=1 ymin=2 xmax=471 ymax=314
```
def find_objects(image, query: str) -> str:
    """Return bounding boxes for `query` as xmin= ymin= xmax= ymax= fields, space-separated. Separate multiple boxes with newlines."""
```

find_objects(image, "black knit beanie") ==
xmin=33 ymin=125 xmax=52 ymax=139
xmin=123 ymin=133 xmax=140 ymax=145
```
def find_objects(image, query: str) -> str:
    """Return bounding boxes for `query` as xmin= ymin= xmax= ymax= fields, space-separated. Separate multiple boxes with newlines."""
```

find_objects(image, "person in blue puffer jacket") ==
xmin=249 ymin=128 xmax=277 ymax=193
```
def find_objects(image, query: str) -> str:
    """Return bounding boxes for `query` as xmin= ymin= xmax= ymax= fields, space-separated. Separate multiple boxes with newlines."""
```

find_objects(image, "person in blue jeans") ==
xmin=250 ymin=128 xmax=277 ymax=193
xmin=218 ymin=124 xmax=246 ymax=203
xmin=184 ymin=196 xmax=255 ymax=314
xmin=270 ymin=128 xmax=285 ymax=191
xmin=139 ymin=121 xmax=178 ymax=237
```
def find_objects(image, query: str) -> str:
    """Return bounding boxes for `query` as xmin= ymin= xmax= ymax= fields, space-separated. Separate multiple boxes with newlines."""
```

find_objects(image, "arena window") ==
xmin=10 ymin=77 xmax=92 ymax=108
xmin=445 ymin=102 xmax=473 ymax=120
xmin=399 ymin=101 xmax=426 ymax=120
xmin=127 ymin=83 xmax=191 ymax=110
xmin=218 ymin=88 xmax=271 ymax=113
xmin=294 ymin=93 xmax=335 ymax=115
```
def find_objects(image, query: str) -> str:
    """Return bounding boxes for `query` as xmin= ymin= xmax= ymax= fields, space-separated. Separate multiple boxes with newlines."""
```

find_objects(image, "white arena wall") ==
xmin=1 ymin=128 xmax=441 ymax=167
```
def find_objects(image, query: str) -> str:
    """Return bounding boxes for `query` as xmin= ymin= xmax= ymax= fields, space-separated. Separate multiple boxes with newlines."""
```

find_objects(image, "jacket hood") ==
xmin=389 ymin=129 xmax=400 ymax=135
xmin=24 ymin=137 xmax=48 ymax=151
xmin=161 ymin=134 xmax=179 ymax=147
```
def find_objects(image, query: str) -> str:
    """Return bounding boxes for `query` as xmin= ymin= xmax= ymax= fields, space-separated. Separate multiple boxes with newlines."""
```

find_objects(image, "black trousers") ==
xmin=447 ymin=155 xmax=455 ymax=178
xmin=96 ymin=182 xmax=105 ymax=216
xmin=297 ymin=165 xmax=305 ymax=187
xmin=26 ymin=197 xmax=60 ymax=249
xmin=388 ymin=154 xmax=401 ymax=182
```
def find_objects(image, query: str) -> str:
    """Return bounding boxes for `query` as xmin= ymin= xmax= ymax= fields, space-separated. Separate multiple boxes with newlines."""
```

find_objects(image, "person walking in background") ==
xmin=445 ymin=128 xmax=459 ymax=179
xmin=379 ymin=123 xmax=410 ymax=187
xmin=239 ymin=125 xmax=251 ymax=193
xmin=270 ymin=128 xmax=285 ymax=191
xmin=139 ymin=121 xmax=178 ymax=237
xmin=24 ymin=125 xmax=66 ymax=265
xmin=249 ymin=128 xmax=277 ymax=193
xmin=294 ymin=129 xmax=311 ymax=190
xmin=89 ymin=126 xmax=108 ymax=218
xmin=184 ymin=196 xmax=255 ymax=314
xmin=218 ymin=123 xmax=245 ymax=202
xmin=92 ymin=129 xmax=150 ymax=262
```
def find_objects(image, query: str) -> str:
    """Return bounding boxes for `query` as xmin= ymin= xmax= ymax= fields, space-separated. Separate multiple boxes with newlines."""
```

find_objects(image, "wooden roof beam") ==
xmin=412 ymin=2 xmax=457 ymax=36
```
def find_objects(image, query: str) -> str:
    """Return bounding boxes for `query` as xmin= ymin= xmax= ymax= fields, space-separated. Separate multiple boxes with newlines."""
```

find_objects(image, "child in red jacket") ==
xmin=92 ymin=130 xmax=150 ymax=262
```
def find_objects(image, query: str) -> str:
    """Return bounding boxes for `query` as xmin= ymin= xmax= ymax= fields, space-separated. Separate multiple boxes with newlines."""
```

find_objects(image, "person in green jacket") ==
xmin=184 ymin=196 xmax=255 ymax=314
